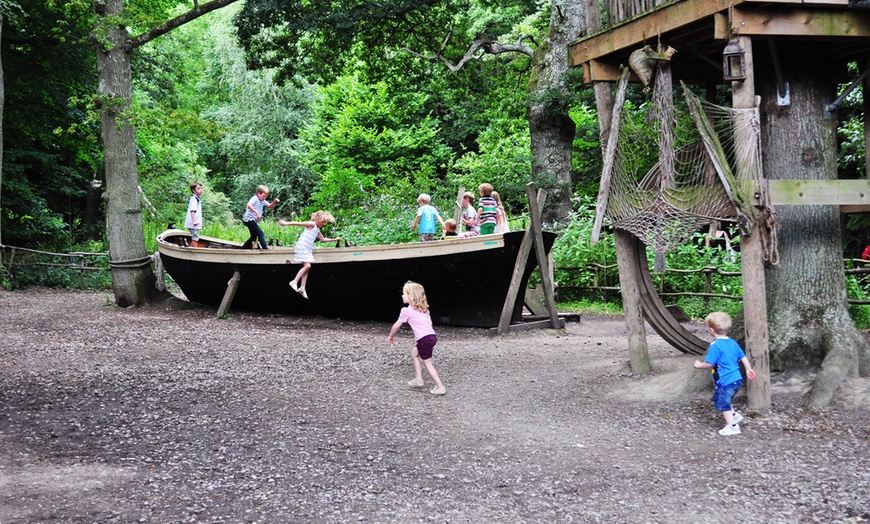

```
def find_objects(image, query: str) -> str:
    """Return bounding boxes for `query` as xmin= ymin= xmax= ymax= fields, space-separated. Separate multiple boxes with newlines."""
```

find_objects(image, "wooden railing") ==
xmin=601 ymin=0 xmax=672 ymax=28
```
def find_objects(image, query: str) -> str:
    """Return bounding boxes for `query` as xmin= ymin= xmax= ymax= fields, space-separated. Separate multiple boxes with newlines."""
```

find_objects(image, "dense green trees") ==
xmin=1 ymin=1 xmax=98 ymax=247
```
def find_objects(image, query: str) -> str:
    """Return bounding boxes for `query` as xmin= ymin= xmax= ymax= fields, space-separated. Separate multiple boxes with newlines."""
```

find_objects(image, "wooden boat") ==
xmin=156 ymin=229 xmax=557 ymax=327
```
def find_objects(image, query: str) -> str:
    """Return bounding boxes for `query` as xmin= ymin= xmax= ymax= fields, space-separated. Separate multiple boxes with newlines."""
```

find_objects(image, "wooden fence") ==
xmin=558 ymin=260 xmax=870 ymax=305
xmin=0 ymin=244 xmax=110 ymax=286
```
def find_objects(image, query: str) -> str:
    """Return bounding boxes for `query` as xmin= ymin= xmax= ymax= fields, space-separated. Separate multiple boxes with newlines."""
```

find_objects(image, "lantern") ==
xmin=722 ymin=39 xmax=745 ymax=82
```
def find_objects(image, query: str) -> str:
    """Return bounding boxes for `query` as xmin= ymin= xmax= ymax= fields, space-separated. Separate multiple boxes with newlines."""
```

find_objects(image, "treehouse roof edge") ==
xmin=570 ymin=0 xmax=863 ymax=84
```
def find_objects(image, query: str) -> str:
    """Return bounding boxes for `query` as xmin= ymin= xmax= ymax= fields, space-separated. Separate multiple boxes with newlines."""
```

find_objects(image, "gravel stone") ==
xmin=0 ymin=288 xmax=868 ymax=523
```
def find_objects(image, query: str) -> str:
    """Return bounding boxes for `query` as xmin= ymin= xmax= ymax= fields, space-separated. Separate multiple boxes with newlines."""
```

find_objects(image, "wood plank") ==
xmin=487 ymin=318 xmax=565 ymax=336
xmin=732 ymin=7 xmax=870 ymax=38
xmin=841 ymin=205 xmax=870 ymax=214
xmin=524 ymin=285 xmax=549 ymax=316
xmin=592 ymin=69 xmax=630 ymax=244
xmin=765 ymin=179 xmax=870 ymax=205
xmin=569 ymin=0 xmax=736 ymax=68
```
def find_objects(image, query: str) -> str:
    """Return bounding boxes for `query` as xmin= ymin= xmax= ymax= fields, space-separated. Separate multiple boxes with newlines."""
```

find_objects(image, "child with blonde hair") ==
xmin=280 ymin=210 xmax=340 ymax=299
xmin=412 ymin=193 xmax=445 ymax=242
xmin=492 ymin=190 xmax=510 ymax=234
xmin=694 ymin=311 xmax=756 ymax=436
xmin=388 ymin=281 xmax=446 ymax=395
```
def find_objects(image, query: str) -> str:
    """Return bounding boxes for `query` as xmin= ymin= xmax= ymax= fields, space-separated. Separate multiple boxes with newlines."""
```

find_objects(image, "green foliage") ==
xmin=1 ymin=245 xmax=112 ymax=291
xmin=845 ymin=263 xmax=870 ymax=330
xmin=1 ymin=0 xmax=100 ymax=247
xmin=557 ymin=299 xmax=623 ymax=316
xmin=300 ymin=75 xmax=454 ymax=226
xmin=550 ymin=196 xmax=617 ymax=300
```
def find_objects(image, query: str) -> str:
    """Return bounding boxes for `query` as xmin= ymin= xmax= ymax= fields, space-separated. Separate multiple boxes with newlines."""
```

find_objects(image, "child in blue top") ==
xmin=694 ymin=311 xmax=756 ymax=436
xmin=412 ymin=193 xmax=445 ymax=242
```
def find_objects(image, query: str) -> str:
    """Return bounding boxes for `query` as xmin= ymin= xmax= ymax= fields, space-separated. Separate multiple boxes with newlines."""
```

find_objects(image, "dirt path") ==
xmin=1 ymin=289 xmax=868 ymax=523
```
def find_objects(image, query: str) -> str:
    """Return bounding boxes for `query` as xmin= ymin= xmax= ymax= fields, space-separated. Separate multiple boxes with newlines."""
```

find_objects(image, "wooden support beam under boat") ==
xmin=496 ymin=184 xmax=561 ymax=335
xmin=527 ymin=184 xmax=561 ymax=330
xmin=487 ymin=318 xmax=566 ymax=336
xmin=217 ymin=270 xmax=241 ymax=318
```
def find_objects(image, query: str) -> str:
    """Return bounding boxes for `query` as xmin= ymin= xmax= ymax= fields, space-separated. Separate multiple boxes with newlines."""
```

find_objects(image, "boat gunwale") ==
xmin=156 ymin=229 xmax=513 ymax=263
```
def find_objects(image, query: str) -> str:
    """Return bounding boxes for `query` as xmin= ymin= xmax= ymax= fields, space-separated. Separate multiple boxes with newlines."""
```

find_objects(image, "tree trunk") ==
xmin=92 ymin=0 xmax=158 ymax=307
xmin=527 ymin=2 xmax=586 ymax=225
xmin=756 ymin=43 xmax=870 ymax=407
xmin=0 ymin=12 xmax=4 ymax=247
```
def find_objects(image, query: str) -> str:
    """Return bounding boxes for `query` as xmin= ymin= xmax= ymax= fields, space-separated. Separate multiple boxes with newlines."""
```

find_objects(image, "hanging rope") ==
xmin=109 ymin=255 xmax=153 ymax=269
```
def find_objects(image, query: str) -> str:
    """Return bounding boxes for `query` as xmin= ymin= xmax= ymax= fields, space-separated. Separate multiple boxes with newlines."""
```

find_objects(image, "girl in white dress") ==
xmin=280 ymin=210 xmax=339 ymax=299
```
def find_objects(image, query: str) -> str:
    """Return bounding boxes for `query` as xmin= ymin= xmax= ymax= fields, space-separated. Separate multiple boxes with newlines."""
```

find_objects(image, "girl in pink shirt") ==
xmin=388 ymin=281 xmax=446 ymax=395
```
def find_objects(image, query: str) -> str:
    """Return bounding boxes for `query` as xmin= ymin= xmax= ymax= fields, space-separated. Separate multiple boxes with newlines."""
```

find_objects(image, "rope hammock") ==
xmin=592 ymin=61 xmax=779 ymax=269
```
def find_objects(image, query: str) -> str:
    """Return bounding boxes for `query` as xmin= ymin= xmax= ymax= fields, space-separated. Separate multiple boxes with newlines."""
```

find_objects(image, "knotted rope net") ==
xmin=601 ymin=67 xmax=778 ymax=267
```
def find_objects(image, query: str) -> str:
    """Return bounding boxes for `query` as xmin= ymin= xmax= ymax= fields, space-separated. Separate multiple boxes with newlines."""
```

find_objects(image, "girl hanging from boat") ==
xmin=280 ymin=211 xmax=340 ymax=299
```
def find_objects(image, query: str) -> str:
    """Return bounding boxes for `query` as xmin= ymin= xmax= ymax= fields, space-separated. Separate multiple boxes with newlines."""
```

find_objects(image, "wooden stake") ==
xmin=453 ymin=186 xmax=466 ymax=225
xmin=217 ymin=271 xmax=241 ymax=318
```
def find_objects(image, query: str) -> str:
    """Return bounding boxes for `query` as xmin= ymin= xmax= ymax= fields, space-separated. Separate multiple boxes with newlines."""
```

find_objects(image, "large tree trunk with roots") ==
xmin=527 ymin=1 xmax=586 ymax=225
xmin=92 ymin=0 xmax=159 ymax=307
xmin=755 ymin=43 xmax=870 ymax=407
xmin=90 ymin=0 xmax=239 ymax=307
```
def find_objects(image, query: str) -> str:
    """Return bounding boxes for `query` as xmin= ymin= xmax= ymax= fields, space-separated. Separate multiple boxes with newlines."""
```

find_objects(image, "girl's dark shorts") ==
xmin=415 ymin=334 xmax=437 ymax=360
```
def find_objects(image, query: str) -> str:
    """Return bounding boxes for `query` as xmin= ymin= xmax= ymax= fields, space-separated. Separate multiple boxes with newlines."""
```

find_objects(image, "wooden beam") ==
xmin=731 ymin=7 xmax=870 ymax=38
xmin=217 ymin=270 xmax=241 ymax=318
xmin=569 ymin=0 xmax=734 ymax=68
xmin=452 ymin=186 xmax=466 ymax=224
xmin=526 ymin=183 xmax=560 ymax=329
xmin=496 ymin=186 xmax=547 ymax=335
xmin=764 ymin=179 xmax=870 ymax=205
xmin=733 ymin=36 xmax=771 ymax=412
xmin=487 ymin=317 xmax=565 ymax=336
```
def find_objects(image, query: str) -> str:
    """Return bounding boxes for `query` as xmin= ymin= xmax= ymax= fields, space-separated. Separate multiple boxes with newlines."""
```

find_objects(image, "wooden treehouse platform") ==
xmin=570 ymin=0 xmax=870 ymax=85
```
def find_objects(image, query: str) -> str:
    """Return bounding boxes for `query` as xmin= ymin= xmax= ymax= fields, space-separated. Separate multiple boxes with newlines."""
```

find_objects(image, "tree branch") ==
xmin=386 ymin=34 xmax=535 ymax=73
xmin=130 ymin=0 xmax=240 ymax=49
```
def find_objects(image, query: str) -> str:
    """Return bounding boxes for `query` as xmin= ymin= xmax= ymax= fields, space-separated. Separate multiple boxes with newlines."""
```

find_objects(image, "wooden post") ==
xmin=526 ymin=183 xmax=560 ymax=328
xmin=616 ymin=229 xmax=650 ymax=374
xmin=453 ymin=186 xmax=466 ymax=225
xmin=592 ymin=74 xmax=650 ymax=373
xmin=217 ymin=270 xmax=241 ymax=318
xmin=497 ymin=185 xmax=548 ymax=334
xmin=733 ymin=36 xmax=771 ymax=411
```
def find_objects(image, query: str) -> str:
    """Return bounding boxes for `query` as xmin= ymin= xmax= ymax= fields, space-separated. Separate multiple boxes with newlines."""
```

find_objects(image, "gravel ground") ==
xmin=0 ymin=288 xmax=868 ymax=524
